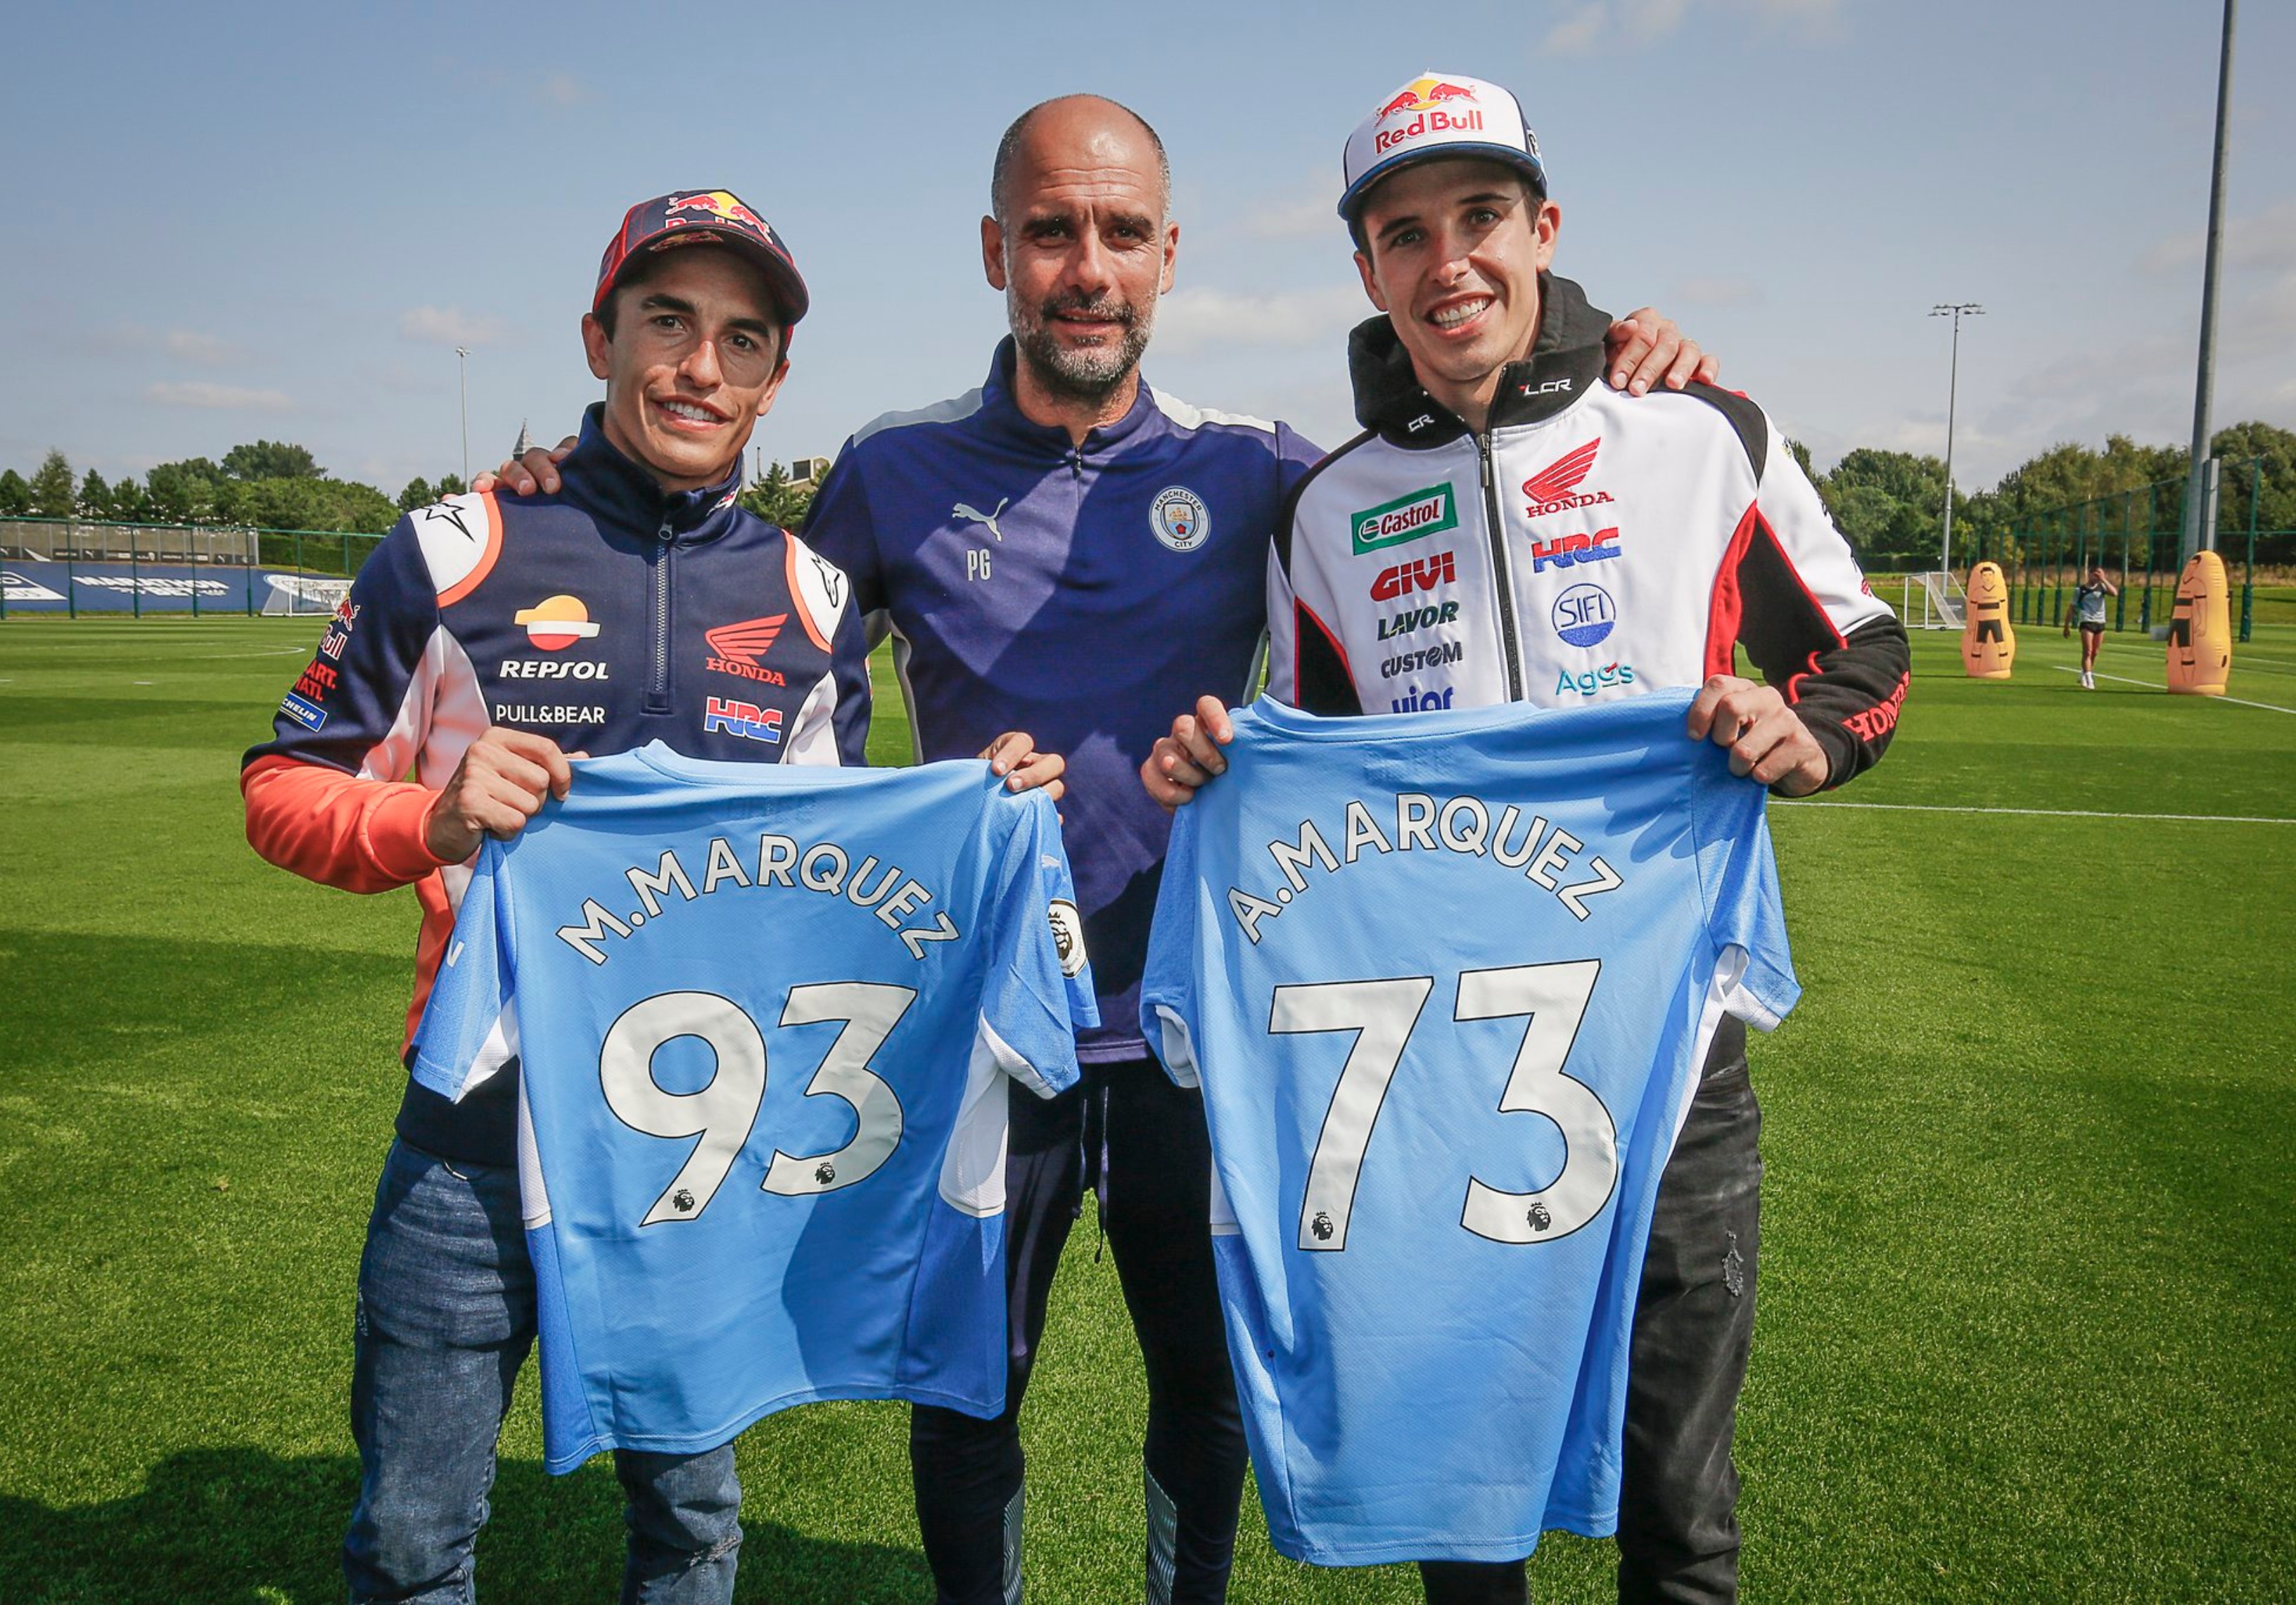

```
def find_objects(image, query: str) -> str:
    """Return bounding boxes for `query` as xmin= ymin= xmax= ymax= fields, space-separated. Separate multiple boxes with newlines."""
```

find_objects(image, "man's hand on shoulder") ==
xmin=1141 ymin=696 xmax=1234 ymax=810
xmin=1603 ymin=309 xmax=1720 ymax=397
xmin=983 ymin=731 xmax=1065 ymax=803
xmin=424 ymin=728 xmax=580 ymax=863
xmin=472 ymin=436 xmax=579 ymax=498
xmin=1687 ymin=676 xmax=1829 ymax=797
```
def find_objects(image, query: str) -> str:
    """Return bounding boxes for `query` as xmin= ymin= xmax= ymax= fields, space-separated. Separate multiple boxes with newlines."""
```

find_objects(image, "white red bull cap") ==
xmin=1339 ymin=72 xmax=1545 ymax=224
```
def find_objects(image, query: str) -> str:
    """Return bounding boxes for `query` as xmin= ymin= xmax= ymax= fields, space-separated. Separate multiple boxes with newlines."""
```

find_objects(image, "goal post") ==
xmin=260 ymin=573 xmax=354 ymax=616
xmin=1901 ymin=570 xmax=1967 ymax=630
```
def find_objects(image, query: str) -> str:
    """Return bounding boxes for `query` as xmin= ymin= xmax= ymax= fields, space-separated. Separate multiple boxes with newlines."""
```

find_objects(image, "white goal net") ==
xmin=261 ymin=573 xmax=354 ymax=616
xmin=1901 ymin=570 xmax=1967 ymax=630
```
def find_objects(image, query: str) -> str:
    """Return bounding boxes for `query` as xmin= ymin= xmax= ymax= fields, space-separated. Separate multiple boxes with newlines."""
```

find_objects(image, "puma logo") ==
xmin=952 ymin=498 xmax=1008 ymax=542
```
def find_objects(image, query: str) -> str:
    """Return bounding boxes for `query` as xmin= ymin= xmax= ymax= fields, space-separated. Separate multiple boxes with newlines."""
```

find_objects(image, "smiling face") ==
xmin=1352 ymin=157 xmax=1559 ymax=431
xmin=580 ymin=246 xmax=789 ymax=493
xmin=981 ymin=96 xmax=1178 ymax=421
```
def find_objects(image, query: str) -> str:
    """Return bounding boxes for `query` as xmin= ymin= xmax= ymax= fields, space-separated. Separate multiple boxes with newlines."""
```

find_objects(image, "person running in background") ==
xmin=2065 ymin=565 xmax=2119 ymax=688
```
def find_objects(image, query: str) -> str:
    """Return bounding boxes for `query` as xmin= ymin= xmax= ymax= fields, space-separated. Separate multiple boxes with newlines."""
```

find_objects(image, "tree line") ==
xmin=1789 ymin=420 xmax=2294 ymax=570
xmin=2 ymin=423 xmax=2288 ymax=565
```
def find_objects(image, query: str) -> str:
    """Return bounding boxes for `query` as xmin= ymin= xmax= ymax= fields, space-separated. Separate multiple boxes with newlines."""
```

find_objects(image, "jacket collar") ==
xmin=556 ymin=404 xmax=747 ymax=541
xmin=977 ymin=336 xmax=1163 ymax=454
xmin=1348 ymin=272 xmax=1614 ymax=448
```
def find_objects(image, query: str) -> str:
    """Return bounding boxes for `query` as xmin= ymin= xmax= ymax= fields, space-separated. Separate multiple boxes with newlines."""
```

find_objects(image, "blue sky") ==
xmin=3 ymin=0 xmax=2288 ymax=497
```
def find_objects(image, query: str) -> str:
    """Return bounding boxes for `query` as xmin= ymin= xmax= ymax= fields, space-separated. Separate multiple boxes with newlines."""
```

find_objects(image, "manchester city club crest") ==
xmin=1150 ymin=486 xmax=1211 ymax=553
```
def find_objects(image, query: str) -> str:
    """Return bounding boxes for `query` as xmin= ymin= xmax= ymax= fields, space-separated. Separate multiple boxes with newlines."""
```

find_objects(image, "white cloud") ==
xmin=1154 ymin=284 xmax=1366 ymax=354
xmin=1243 ymin=184 xmax=1343 ymax=241
xmin=400 ymin=305 xmax=508 ymax=347
xmin=145 ymin=381 xmax=294 ymax=412
xmin=2138 ymin=201 xmax=2296 ymax=277
xmin=164 ymin=330 xmax=238 ymax=366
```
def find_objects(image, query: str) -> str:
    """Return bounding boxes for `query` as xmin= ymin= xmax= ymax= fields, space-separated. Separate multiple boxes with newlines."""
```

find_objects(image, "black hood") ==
xmin=1347 ymin=272 xmax=1614 ymax=447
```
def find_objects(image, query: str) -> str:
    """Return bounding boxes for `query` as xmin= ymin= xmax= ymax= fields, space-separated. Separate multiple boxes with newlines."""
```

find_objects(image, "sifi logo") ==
xmin=1530 ymin=527 xmax=1621 ymax=573
xmin=703 ymin=615 xmax=789 ymax=686
xmin=1351 ymin=483 xmax=1458 ymax=555
xmin=703 ymin=696 xmax=784 ymax=743
xmin=1522 ymin=439 xmax=1616 ymax=518
xmin=665 ymin=191 xmax=774 ymax=240
xmin=513 ymin=595 xmax=600 ymax=651
xmin=1370 ymin=549 xmax=1456 ymax=601
xmin=1555 ymin=662 xmax=1637 ymax=696
xmin=1551 ymin=582 xmax=1616 ymax=647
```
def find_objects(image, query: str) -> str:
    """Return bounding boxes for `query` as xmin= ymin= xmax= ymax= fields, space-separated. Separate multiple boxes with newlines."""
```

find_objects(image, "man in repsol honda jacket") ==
xmin=241 ymin=191 xmax=1059 ymax=1605
xmin=1144 ymin=74 xmax=1910 ymax=1605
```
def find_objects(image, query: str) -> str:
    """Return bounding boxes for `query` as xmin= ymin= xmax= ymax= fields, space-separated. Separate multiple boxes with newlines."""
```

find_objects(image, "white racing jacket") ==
xmin=1268 ymin=276 xmax=1909 ymax=788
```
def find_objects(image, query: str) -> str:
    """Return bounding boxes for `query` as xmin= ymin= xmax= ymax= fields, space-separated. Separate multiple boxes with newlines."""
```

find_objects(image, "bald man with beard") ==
xmin=495 ymin=96 xmax=1714 ymax=1605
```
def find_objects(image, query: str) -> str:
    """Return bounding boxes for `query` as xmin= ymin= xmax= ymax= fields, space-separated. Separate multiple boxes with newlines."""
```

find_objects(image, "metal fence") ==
xmin=1 ymin=516 xmax=385 ymax=620
xmin=1982 ymin=459 xmax=2280 ymax=643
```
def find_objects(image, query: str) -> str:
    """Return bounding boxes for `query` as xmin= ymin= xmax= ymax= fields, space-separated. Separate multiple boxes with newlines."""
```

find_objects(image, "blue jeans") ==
xmin=345 ymin=1138 xmax=743 ymax=1604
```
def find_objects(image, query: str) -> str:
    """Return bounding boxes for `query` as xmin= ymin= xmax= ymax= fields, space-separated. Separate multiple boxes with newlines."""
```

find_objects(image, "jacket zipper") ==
xmin=646 ymin=521 xmax=672 ymax=714
xmin=1476 ymin=432 xmax=1525 ymax=701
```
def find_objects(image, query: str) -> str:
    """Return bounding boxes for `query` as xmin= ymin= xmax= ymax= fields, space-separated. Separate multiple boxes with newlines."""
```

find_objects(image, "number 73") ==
xmin=1272 ymin=960 xmax=1616 ymax=1253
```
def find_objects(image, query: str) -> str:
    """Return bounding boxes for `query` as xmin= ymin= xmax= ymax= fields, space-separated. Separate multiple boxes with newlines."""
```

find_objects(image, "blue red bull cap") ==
xmin=1340 ymin=72 xmax=1546 ymax=224
xmin=594 ymin=190 xmax=809 ymax=328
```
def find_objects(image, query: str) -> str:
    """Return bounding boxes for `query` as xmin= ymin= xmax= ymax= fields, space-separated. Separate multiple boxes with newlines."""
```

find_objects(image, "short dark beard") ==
xmin=1009 ymin=288 xmax=1153 ymax=404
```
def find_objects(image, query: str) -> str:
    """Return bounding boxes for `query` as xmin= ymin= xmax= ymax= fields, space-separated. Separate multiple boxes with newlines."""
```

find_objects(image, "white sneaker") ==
xmin=2081 ymin=670 xmax=2094 ymax=689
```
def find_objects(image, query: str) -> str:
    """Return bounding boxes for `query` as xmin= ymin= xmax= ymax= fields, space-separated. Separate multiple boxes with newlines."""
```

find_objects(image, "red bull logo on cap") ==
xmin=666 ymin=191 xmax=774 ymax=243
xmin=1373 ymin=76 xmax=1484 ymax=155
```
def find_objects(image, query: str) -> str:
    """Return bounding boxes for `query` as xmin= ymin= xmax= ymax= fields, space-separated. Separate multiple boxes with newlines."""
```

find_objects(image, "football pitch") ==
xmin=1 ymin=616 xmax=2290 ymax=1603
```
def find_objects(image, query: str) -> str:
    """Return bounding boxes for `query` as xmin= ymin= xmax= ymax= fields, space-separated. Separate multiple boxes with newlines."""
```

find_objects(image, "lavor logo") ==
xmin=1351 ymin=483 xmax=1458 ymax=555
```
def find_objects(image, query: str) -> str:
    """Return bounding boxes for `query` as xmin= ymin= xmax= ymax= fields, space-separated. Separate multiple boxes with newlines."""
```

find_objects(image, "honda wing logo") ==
xmin=1522 ymin=439 xmax=1616 ymax=518
xmin=704 ymin=615 xmax=789 ymax=686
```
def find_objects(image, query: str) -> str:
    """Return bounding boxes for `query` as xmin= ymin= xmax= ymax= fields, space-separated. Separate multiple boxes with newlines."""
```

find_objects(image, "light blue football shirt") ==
xmin=1140 ymin=692 xmax=1797 ymax=1566
xmin=413 ymin=743 xmax=1097 ymax=1474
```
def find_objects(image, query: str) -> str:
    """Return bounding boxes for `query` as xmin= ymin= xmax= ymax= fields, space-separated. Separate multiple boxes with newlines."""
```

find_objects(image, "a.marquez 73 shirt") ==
xmin=1140 ymin=692 xmax=1797 ymax=1565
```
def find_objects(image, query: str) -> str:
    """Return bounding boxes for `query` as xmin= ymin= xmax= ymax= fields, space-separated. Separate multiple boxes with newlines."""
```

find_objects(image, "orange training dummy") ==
xmin=2166 ymin=551 xmax=2231 ymax=696
xmin=1960 ymin=561 xmax=2015 ymax=679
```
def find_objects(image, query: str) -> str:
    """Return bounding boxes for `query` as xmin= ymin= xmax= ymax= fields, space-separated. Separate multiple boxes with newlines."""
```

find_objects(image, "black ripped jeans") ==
xmin=1422 ymin=1025 xmax=1765 ymax=1605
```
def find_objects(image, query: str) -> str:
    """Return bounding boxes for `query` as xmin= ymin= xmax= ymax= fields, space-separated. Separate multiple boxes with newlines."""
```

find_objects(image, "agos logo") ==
xmin=1370 ymin=550 xmax=1455 ymax=601
xmin=1522 ymin=439 xmax=1616 ymax=518
xmin=1556 ymin=662 xmax=1637 ymax=696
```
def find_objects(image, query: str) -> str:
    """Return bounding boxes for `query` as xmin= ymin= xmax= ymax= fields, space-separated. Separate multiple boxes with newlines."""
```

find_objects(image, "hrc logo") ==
xmin=703 ymin=696 xmax=784 ymax=744
xmin=1529 ymin=528 xmax=1621 ymax=573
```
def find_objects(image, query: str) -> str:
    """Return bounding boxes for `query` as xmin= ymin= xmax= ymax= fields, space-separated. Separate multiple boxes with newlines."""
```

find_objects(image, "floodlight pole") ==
xmin=2179 ymin=0 xmax=2238 ymax=565
xmin=455 ymin=346 xmax=471 ymax=488
xmin=1931 ymin=303 xmax=1984 ymax=575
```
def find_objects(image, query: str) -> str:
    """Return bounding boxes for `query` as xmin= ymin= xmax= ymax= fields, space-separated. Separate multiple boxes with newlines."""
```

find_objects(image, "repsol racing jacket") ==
xmin=242 ymin=407 xmax=869 ymax=1163
xmin=1269 ymin=275 xmax=1909 ymax=786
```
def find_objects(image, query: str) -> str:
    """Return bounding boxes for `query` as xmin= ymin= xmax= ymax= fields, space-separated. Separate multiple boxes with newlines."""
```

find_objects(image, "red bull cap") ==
xmin=593 ymin=189 xmax=809 ymax=328
xmin=1339 ymin=72 xmax=1545 ymax=225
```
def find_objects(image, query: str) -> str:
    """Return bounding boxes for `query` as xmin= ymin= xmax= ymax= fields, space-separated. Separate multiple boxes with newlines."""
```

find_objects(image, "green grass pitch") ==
xmin=1 ymin=615 xmax=2290 ymax=1602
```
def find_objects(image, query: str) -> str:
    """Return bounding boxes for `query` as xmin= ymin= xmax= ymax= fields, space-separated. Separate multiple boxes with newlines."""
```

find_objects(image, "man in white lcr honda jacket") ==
xmin=1144 ymin=71 xmax=1909 ymax=1605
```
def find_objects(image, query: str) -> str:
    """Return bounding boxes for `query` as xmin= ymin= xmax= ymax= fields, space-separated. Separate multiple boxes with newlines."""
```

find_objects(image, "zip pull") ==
xmin=1474 ymin=432 xmax=1526 ymax=702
